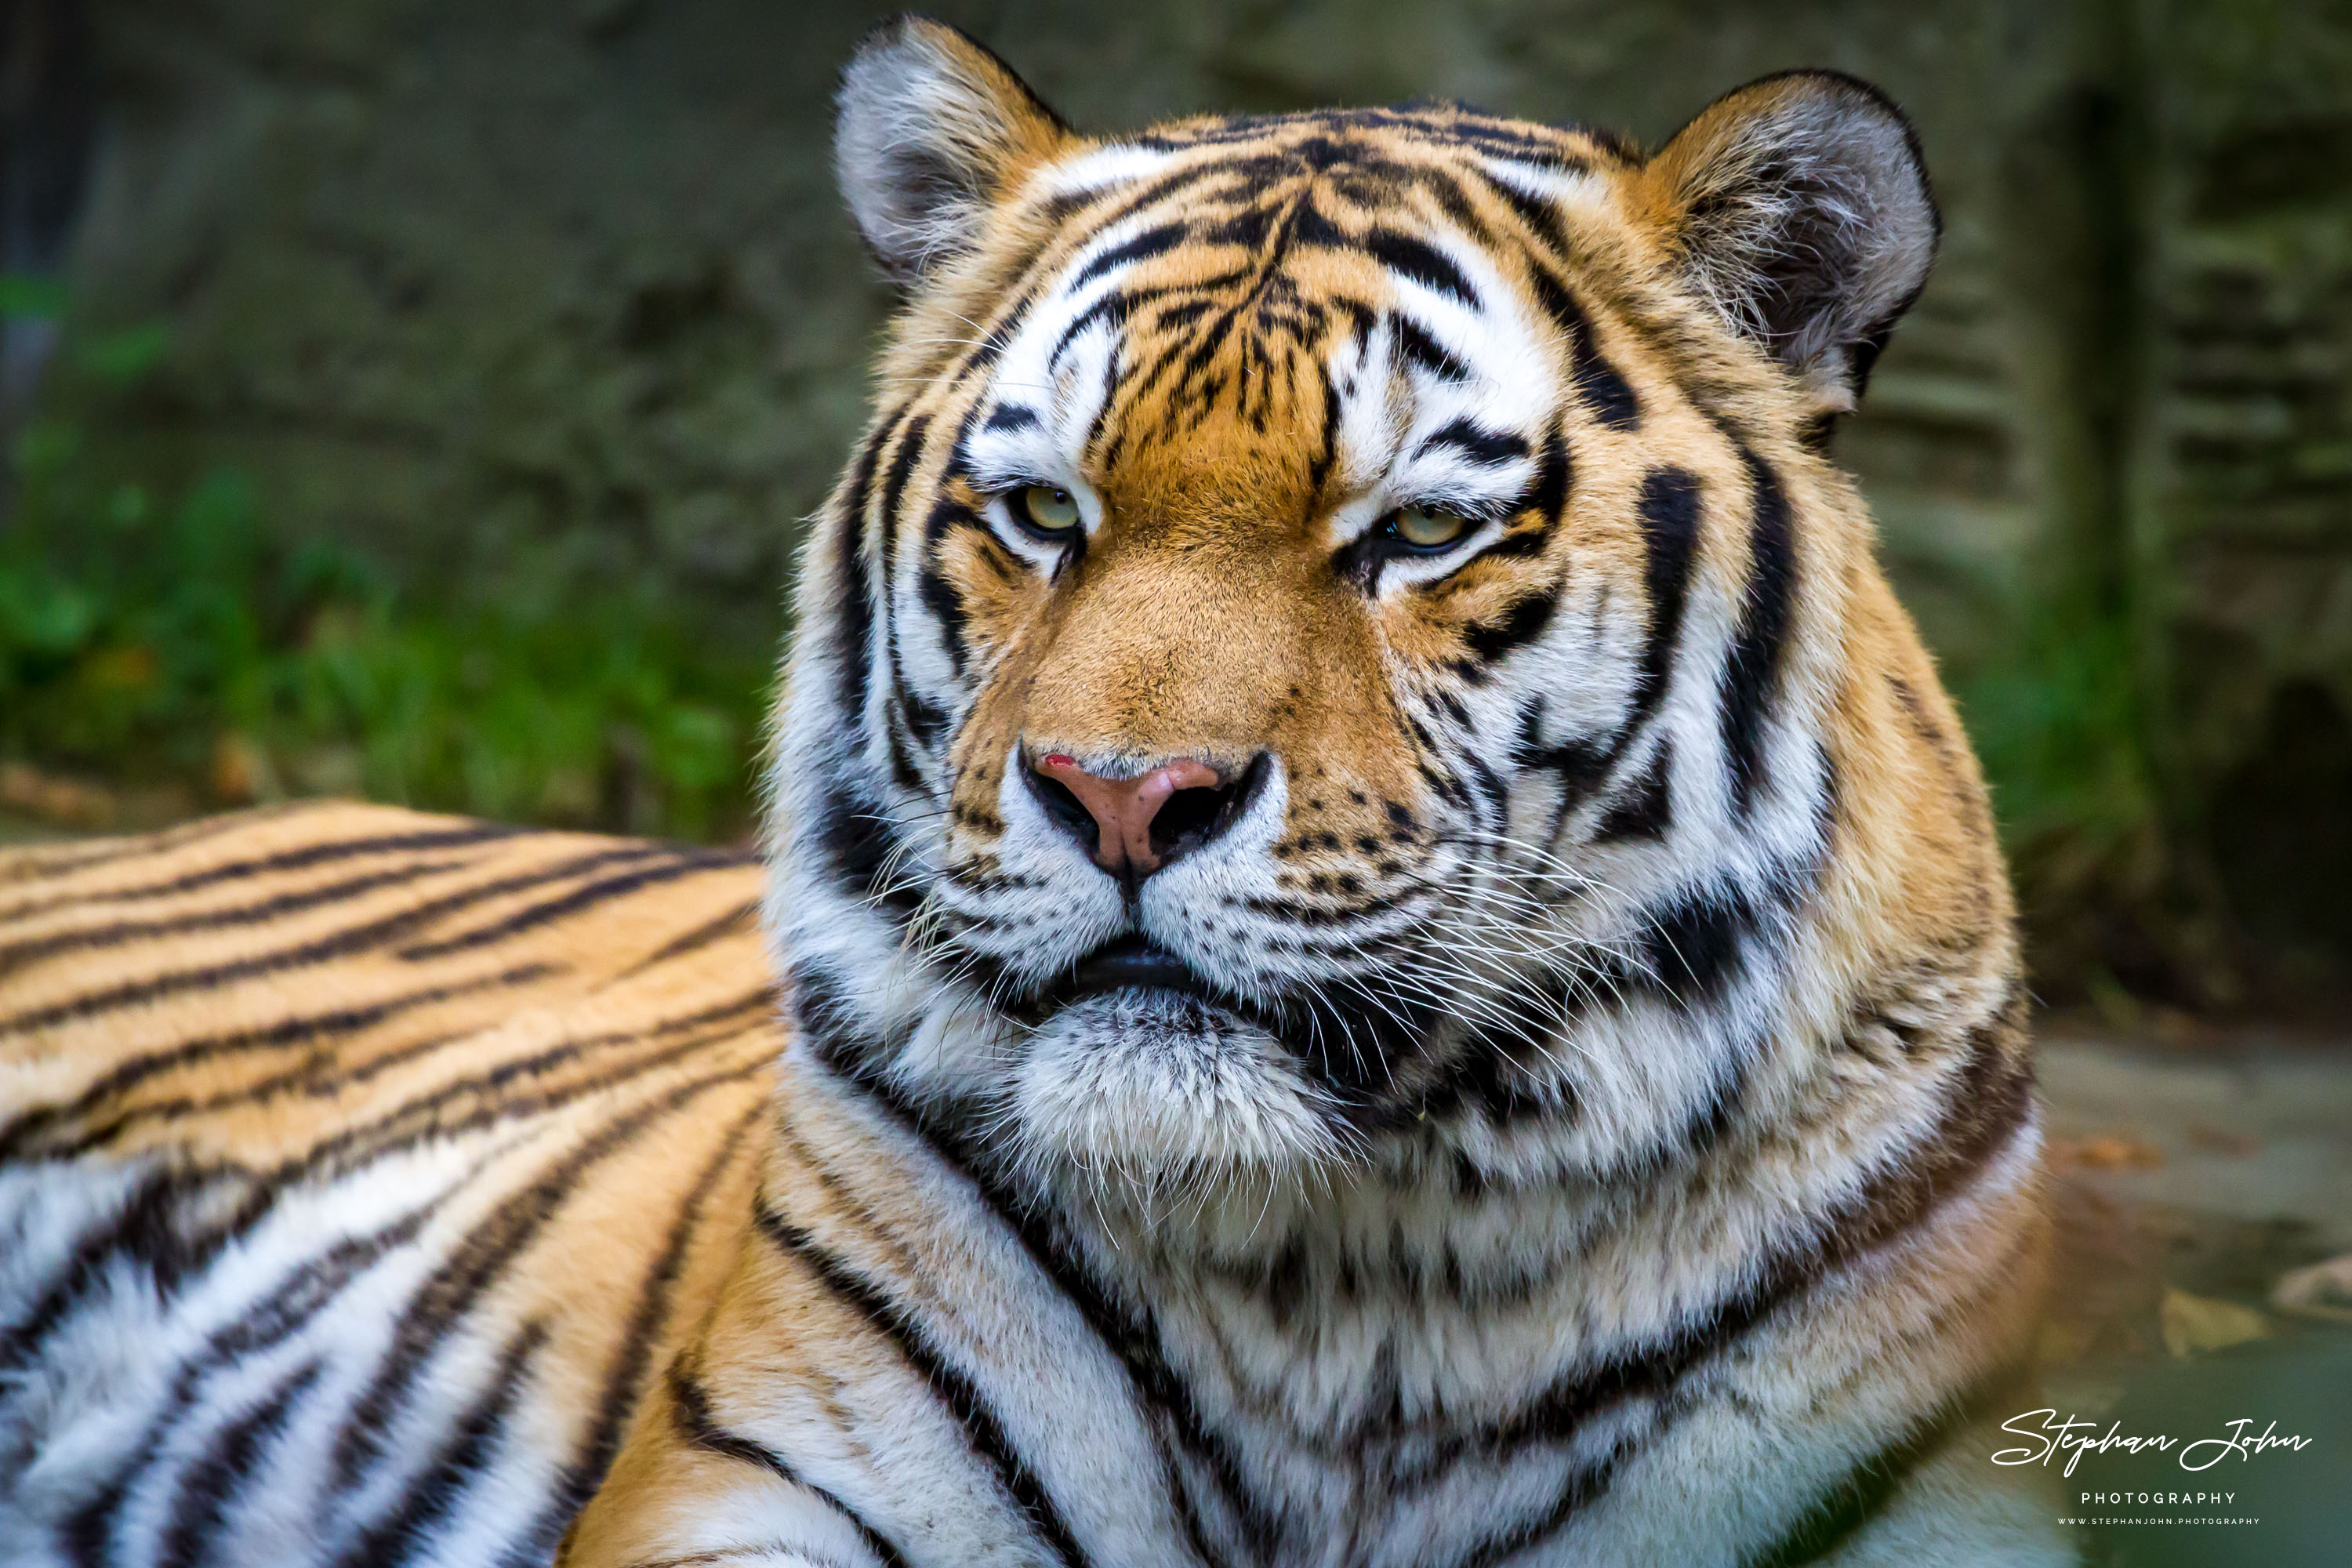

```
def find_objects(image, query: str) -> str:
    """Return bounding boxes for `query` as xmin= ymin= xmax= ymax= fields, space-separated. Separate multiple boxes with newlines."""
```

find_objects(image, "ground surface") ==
xmin=2031 ymin=1029 xmax=2350 ymax=1567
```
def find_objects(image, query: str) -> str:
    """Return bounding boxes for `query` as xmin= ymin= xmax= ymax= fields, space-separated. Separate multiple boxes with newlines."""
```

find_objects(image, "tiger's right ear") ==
xmin=834 ymin=16 xmax=1073 ymax=287
xmin=1635 ymin=71 xmax=1938 ymax=414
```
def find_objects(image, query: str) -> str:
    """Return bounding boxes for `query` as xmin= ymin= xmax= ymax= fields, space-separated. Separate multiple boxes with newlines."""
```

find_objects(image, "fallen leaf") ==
xmin=2160 ymin=1288 xmax=2270 ymax=1358
xmin=2271 ymin=1254 xmax=2352 ymax=1326
xmin=211 ymin=735 xmax=261 ymax=804
xmin=2050 ymin=1134 xmax=2165 ymax=1171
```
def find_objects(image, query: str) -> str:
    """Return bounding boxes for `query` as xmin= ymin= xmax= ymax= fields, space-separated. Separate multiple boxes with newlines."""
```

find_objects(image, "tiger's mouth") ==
xmin=1061 ymin=934 xmax=1222 ymax=1006
xmin=1011 ymin=933 xmax=1312 ymax=1044
xmin=1000 ymin=930 xmax=1449 ymax=1094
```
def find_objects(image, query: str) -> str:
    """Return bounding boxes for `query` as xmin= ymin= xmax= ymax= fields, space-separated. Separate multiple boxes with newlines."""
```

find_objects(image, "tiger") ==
xmin=0 ymin=15 xmax=2071 ymax=1567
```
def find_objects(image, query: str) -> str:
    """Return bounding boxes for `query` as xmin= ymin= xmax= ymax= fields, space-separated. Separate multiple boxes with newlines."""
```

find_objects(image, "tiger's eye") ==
xmin=1012 ymin=485 xmax=1081 ymax=535
xmin=1388 ymin=506 xmax=1471 ymax=550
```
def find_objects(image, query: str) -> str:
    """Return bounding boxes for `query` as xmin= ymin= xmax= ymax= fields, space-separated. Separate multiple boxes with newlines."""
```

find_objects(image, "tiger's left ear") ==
xmin=835 ymin=16 xmax=1075 ymax=287
xmin=1638 ymin=71 xmax=1939 ymax=412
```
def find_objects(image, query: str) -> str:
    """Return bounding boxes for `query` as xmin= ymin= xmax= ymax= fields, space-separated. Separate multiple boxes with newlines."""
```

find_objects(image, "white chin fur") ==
xmin=1005 ymin=990 xmax=1348 ymax=1190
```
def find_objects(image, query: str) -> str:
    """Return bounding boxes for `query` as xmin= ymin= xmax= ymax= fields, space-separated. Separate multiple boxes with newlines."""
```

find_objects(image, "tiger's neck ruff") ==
xmin=736 ymin=16 xmax=2049 ymax=1564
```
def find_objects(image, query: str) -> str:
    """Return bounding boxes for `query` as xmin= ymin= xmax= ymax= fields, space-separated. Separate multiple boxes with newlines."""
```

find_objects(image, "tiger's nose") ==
xmin=1025 ymin=751 xmax=1253 ymax=884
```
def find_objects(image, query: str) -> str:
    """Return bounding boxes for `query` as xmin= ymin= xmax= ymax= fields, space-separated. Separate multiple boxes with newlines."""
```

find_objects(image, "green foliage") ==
xmin=1961 ymin=608 xmax=2160 ymax=888
xmin=1953 ymin=586 xmax=2218 ymax=1007
xmin=0 ymin=273 xmax=68 ymax=321
xmin=1 ymin=407 xmax=771 ymax=841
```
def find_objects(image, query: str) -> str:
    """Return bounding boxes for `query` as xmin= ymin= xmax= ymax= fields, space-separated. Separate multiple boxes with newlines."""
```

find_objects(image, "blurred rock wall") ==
xmin=34 ymin=0 xmax=2352 ymax=985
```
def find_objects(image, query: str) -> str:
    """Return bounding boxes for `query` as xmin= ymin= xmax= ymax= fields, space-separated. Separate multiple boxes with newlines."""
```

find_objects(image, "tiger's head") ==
xmin=768 ymin=19 xmax=2001 ymax=1197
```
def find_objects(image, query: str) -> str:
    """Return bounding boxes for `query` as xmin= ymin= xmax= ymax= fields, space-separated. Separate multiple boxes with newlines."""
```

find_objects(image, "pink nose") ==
xmin=1038 ymin=753 xmax=1221 ymax=877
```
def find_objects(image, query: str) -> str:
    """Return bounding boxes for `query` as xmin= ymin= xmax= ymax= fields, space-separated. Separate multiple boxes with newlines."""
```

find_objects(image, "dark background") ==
xmin=5 ymin=0 xmax=2352 ymax=1016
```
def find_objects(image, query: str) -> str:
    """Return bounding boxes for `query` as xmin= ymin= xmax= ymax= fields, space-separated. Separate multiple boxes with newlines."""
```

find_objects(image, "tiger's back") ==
xmin=0 ymin=803 xmax=778 ymax=1566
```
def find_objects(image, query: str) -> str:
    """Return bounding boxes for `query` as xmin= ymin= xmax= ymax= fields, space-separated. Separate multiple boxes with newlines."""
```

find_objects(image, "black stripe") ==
xmin=1391 ymin=313 xmax=1470 ymax=383
xmin=1475 ymin=168 xmax=1571 ymax=258
xmin=666 ymin=1364 xmax=913 ymax=1568
xmin=276 ymin=1000 xmax=772 ymax=1217
xmin=325 ymin=1062 xmax=764 ymax=1494
xmin=615 ymin=898 xmax=759 ymax=979
xmin=875 ymin=413 xmax=935 ymax=782
xmin=1 ymin=1166 xmax=249 ymax=1377
xmin=1050 ymin=286 xmax=1140 ymax=370
xmin=1308 ymin=361 xmax=1345 ymax=498
xmin=983 ymin=403 xmax=1040 ymax=432
xmin=1290 ymin=199 xmax=1350 ymax=252
xmin=394 ymin=848 xmax=747 ymax=960
xmin=1407 ymin=164 xmax=1494 ymax=244
xmin=10 ymin=1016 xmax=768 ymax=1414
xmin=530 ymin=1102 xmax=768 ymax=1553
xmin=0 ymin=844 xmax=670 ymax=1036
xmin=1631 ymin=467 xmax=1702 ymax=725
xmin=895 ymin=681 xmax=949 ymax=753
xmin=1416 ymin=417 xmax=1528 ymax=466
xmin=155 ymin=1357 xmax=325 ymax=1568
xmin=1720 ymin=448 xmax=1797 ymax=818
xmin=1422 ymin=872 xmax=1776 ymax=1141
xmin=0 ymin=804 xmax=315 ymax=885
xmin=1526 ymin=265 xmax=1639 ymax=431
xmin=1128 ymin=105 xmax=1595 ymax=165
xmin=0 ymin=858 xmax=474 ymax=980
xmin=1447 ymin=1436 xmax=1639 ymax=1568
xmin=1435 ymin=1018 xmax=2036 ymax=1568
xmin=873 ymin=413 xmax=931 ymax=648
xmin=1476 ymin=524 xmax=1551 ymax=563
xmin=884 ymin=697 xmax=928 ymax=792
xmin=328 ymin=1320 xmax=550 ymax=1568
xmin=1461 ymin=584 xmax=1563 ymax=664
xmin=1505 ymin=463 xmax=1693 ymax=832
xmin=1530 ymin=428 xmax=1570 ymax=521
xmin=808 ymin=770 xmax=920 ymax=920
xmin=938 ymin=401 xmax=985 ymax=485
xmin=947 ymin=299 xmax=1029 ymax=386
xmin=1361 ymin=228 xmax=1479 ymax=309
xmin=876 ymin=416 xmax=931 ymax=536
xmin=917 ymin=564 xmax=971 ymax=678
xmin=1632 ymin=880 xmax=1759 ymax=1008
xmin=1069 ymin=221 xmax=1188 ymax=289
xmin=1593 ymin=742 xmax=1672 ymax=841
xmin=834 ymin=419 xmax=895 ymax=728
xmin=917 ymin=494 xmax=985 ymax=680
xmin=756 ymin=1204 xmax=1096 ymax=1568
xmin=1511 ymin=470 xmax=1693 ymax=828
xmin=0 ymin=823 xmax=523 ymax=930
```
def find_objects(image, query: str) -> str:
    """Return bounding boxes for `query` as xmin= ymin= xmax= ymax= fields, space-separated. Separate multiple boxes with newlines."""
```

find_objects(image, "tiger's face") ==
xmin=770 ymin=21 xmax=1951 ymax=1194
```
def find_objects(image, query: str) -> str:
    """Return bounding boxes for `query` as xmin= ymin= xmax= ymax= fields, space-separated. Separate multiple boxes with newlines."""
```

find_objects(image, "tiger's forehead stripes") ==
xmin=885 ymin=107 xmax=1647 ymax=420
xmin=961 ymin=192 xmax=1563 ymax=538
